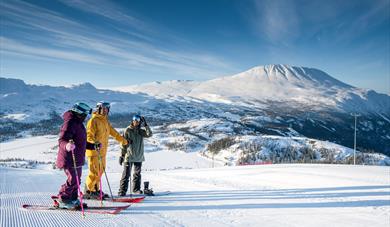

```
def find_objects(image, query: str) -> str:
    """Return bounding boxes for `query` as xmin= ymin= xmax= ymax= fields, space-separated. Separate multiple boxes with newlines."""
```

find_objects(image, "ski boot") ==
xmin=132 ymin=189 xmax=143 ymax=194
xmin=97 ymin=190 xmax=110 ymax=199
xmin=83 ymin=190 xmax=100 ymax=200
xmin=54 ymin=198 xmax=86 ymax=210
xmin=118 ymin=191 xmax=126 ymax=197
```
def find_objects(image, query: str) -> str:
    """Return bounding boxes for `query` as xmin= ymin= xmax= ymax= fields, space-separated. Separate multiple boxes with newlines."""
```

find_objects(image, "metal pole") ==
xmin=69 ymin=140 xmax=85 ymax=217
xmin=351 ymin=113 xmax=360 ymax=165
xmin=129 ymin=163 xmax=132 ymax=197
xmin=96 ymin=144 xmax=104 ymax=205
xmin=354 ymin=115 xmax=357 ymax=165
xmin=103 ymin=164 xmax=114 ymax=201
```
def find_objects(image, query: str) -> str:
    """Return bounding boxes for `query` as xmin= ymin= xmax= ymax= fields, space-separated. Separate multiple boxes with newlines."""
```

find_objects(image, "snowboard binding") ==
xmin=143 ymin=181 xmax=154 ymax=196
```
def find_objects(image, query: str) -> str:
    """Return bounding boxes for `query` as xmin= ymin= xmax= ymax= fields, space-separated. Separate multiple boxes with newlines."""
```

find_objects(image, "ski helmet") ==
xmin=71 ymin=102 xmax=92 ymax=115
xmin=132 ymin=114 xmax=141 ymax=122
xmin=96 ymin=101 xmax=110 ymax=114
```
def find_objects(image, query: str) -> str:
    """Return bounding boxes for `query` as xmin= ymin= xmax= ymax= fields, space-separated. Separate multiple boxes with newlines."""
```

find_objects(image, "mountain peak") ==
xmin=69 ymin=82 xmax=96 ymax=90
xmin=238 ymin=64 xmax=352 ymax=89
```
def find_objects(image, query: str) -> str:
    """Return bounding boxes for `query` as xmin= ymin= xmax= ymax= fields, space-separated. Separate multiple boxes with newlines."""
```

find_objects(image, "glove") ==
xmin=94 ymin=142 xmax=102 ymax=150
xmin=119 ymin=156 xmax=124 ymax=166
xmin=65 ymin=142 xmax=76 ymax=152
xmin=141 ymin=116 xmax=147 ymax=126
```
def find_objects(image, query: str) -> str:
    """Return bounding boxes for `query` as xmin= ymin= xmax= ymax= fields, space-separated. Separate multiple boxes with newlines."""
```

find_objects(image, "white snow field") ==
xmin=1 ymin=136 xmax=390 ymax=227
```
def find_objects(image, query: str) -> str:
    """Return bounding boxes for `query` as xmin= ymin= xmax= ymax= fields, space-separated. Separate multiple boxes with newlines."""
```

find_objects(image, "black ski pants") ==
xmin=118 ymin=162 xmax=142 ymax=195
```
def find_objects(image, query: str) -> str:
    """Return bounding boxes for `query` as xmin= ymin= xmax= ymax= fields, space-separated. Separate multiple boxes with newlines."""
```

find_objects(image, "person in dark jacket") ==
xmin=118 ymin=114 xmax=152 ymax=196
xmin=56 ymin=102 xmax=92 ymax=209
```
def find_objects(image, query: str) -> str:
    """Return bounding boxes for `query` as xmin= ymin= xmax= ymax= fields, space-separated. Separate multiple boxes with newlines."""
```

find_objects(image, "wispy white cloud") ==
xmin=1 ymin=37 xmax=104 ymax=64
xmin=247 ymin=0 xmax=300 ymax=45
xmin=333 ymin=0 xmax=390 ymax=43
xmin=1 ymin=0 xmax=236 ymax=79
xmin=58 ymin=0 xmax=146 ymax=30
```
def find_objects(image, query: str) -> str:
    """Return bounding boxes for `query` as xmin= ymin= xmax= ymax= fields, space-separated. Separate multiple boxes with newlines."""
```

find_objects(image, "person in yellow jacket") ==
xmin=84 ymin=101 xmax=128 ymax=199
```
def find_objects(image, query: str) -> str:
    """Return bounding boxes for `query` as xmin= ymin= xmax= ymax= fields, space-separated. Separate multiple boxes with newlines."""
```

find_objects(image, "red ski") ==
xmin=82 ymin=195 xmax=145 ymax=203
xmin=22 ymin=204 xmax=130 ymax=215
xmin=111 ymin=196 xmax=145 ymax=203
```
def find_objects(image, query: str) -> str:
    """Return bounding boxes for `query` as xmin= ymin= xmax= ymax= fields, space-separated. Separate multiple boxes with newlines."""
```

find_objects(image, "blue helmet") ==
xmin=71 ymin=102 xmax=92 ymax=115
xmin=133 ymin=114 xmax=141 ymax=121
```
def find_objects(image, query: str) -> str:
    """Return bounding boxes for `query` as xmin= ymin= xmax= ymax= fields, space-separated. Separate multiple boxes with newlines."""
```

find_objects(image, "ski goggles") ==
xmin=96 ymin=101 xmax=111 ymax=113
xmin=97 ymin=101 xmax=110 ymax=109
xmin=72 ymin=102 xmax=92 ymax=115
xmin=133 ymin=115 xmax=141 ymax=122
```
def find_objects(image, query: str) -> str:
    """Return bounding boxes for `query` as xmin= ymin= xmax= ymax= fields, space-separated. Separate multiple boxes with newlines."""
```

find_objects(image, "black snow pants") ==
xmin=118 ymin=162 xmax=142 ymax=195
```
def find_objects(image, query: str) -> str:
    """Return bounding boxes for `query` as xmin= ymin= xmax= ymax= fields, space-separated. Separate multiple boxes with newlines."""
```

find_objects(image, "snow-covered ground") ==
xmin=1 ymin=136 xmax=390 ymax=226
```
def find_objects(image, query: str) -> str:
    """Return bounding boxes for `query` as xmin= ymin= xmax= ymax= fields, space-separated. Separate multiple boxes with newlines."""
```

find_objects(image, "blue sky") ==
xmin=1 ymin=0 xmax=389 ymax=93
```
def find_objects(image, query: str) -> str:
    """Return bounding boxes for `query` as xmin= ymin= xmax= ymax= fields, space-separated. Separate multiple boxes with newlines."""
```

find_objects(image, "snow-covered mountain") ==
xmin=114 ymin=80 xmax=201 ymax=97
xmin=1 ymin=64 xmax=389 ymax=158
xmin=114 ymin=64 xmax=389 ymax=114
xmin=0 ymin=77 xmax=155 ymax=122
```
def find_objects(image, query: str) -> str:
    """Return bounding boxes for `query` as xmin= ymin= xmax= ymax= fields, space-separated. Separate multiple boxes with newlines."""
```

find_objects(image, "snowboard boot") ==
xmin=143 ymin=181 xmax=154 ymax=196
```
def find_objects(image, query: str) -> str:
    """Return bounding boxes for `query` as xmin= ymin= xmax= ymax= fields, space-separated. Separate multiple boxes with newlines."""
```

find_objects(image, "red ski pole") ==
xmin=70 ymin=140 xmax=85 ymax=217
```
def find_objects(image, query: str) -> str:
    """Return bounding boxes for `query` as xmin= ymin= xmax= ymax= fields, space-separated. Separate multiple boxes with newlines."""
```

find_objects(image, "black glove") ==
xmin=94 ymin=142 xmax=102 ymax=151
xmin=119 ymin=156 xmax=124 ymax=166
xmin=141 ymin=116 xmax=147 ymax=126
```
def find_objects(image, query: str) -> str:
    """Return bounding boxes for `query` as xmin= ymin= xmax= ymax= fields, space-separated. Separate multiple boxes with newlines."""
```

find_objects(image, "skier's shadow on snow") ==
xmin=125 ymin=185 xmax=390 ymax=213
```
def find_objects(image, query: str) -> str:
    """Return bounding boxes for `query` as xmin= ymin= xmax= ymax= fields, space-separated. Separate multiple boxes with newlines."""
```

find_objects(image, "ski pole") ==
xmin=129 ymin=163 xmax=132 ymax=198
xmin=96 ymin=143 xmax=114 ymax=201
xmin=95 ymin=143 xmax=114 ymax=202
xmin=96 ymin=143 xmax=104 ymax=206
xmin=103 ymin=166 xmax=114 ymax=201
xmin=70 ymin=140 xmax=85 ymax=217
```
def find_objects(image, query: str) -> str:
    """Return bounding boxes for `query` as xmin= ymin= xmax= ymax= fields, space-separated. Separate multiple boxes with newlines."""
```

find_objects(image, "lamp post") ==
xmin=351 ymin=113 xmax=360 ymax=165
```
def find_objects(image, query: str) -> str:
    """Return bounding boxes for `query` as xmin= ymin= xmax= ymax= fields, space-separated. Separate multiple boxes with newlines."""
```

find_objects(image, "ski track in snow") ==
xmin=1 ymin=165 xmax=390 ymax=227
xmin=1 ymin=136 xmax=390 ymax=227
xmin=124 ymin=166 xmax=390 ymax=227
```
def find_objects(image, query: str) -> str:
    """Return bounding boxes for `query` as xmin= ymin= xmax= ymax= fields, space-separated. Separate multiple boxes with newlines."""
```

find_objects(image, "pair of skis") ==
xmin=22 ymin=195 xmax=145 ymax=215
xmin=22 ymin=203 xmax=130 ymax=215
xmin=22 ymin=192 xmax=170 ymax=215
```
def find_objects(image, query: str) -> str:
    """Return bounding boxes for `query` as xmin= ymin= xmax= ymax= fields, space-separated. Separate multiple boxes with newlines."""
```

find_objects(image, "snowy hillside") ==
xmin=113 ymin=64 xmax=390 ymax=114
xmin=0 ymin=135 xmax=389 ymax=227
xmin=114 ymin=80 xmax=201 ymax=98
xmin=1 ymin=64 xmax=389 ymax=157
xmin=0 ymin=78 xmax=153 ymax=122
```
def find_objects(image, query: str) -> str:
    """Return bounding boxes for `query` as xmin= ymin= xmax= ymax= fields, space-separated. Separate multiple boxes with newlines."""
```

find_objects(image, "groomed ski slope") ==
xmin=1 ymin=163 xmax=389 ymax=227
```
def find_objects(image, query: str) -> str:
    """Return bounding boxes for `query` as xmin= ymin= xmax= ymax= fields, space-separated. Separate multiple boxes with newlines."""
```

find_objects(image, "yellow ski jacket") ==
xmin=86 ymin=112 xmax=127 ymax=157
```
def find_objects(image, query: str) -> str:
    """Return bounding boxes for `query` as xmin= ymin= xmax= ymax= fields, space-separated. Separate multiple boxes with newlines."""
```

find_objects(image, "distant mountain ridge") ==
xmin=114 ymin=64 xmax=389 ymax=115
xmin=1 ymin=64 xmax=389 ymax=156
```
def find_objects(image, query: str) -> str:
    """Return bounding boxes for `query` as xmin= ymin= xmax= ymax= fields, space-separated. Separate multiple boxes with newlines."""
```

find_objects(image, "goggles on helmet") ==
xmin=72 ymin=102 xmax=92 ymax=115
xmin=133 ymin=114 xmax=141 ymax=122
